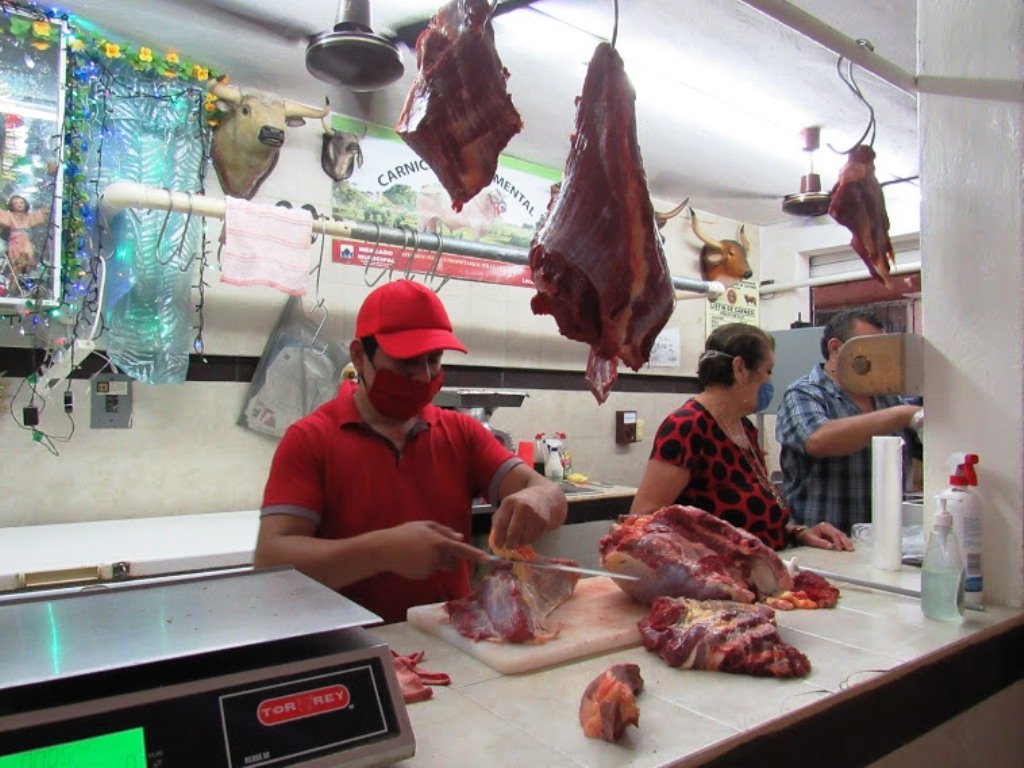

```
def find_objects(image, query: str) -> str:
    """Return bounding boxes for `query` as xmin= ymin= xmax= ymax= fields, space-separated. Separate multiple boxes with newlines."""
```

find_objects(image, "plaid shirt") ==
xmin=775 ymin=363 xmax=914 ymax=532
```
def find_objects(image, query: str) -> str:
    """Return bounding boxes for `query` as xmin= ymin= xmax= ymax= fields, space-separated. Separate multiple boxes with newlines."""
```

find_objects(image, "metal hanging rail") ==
xmin=98 ymin=182 xmax=723 ymax=298
xmin=738 ymin=0 xmax=918 ymax=95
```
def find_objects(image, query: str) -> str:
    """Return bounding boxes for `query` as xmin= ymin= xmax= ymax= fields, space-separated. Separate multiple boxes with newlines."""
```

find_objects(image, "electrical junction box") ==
xmin=615 ymin=410 xmax=638 ymax=444
xmin=90 ymin=373 xmax=133 ymax=429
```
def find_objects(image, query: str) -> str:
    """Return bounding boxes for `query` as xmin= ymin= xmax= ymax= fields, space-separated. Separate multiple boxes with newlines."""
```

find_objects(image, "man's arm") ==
xmin=489 ymin=463 xmax=567 ymax=549
xmin=804 ymin=404 xmax=921 ymax=457
xmin=253 ymin=512 xmax=486 ymax=589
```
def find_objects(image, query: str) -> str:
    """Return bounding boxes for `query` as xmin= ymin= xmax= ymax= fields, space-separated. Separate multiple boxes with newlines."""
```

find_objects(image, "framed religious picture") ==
xmin=0 ymin=6 xmax=67 ymax=308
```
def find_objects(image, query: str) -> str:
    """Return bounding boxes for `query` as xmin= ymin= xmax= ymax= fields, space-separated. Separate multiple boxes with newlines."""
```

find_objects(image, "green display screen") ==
xmin=0 ymin=727 xmax=146 ymax=767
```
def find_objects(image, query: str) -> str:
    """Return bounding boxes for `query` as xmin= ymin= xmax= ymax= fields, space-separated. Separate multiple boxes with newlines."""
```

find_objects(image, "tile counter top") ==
xmin=373 ymin=546 xmax=1024 ymax=768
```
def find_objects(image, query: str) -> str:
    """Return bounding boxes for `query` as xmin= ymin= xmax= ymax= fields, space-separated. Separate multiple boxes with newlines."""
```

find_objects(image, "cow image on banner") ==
xmin=328 ymin=117 xmax=559 ymax=288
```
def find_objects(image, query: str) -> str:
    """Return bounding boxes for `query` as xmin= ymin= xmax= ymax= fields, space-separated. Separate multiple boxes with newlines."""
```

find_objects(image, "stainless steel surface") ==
xmin=484 ymin=555 xmax=639 ymax=581
xmin=0 ymin=567 xmax=382 ymax=689
xmin=433 ymin=389 xmax=527 ymax=409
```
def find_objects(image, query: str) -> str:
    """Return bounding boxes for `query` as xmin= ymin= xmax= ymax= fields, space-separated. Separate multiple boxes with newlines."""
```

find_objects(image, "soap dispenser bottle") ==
xmin=921 ymin=498 xmax=966 ymax=622
xmin=545 ymin=444 xmax=564 ymax=481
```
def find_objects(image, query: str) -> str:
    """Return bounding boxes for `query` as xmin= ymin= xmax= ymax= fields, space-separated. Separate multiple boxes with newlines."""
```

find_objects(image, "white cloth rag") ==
xmin=220 ymin=197 xmax=313 ymax=295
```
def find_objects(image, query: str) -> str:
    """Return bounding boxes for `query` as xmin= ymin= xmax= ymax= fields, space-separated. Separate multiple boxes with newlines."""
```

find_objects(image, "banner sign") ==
xmin=333 ymin=239 xmax=534 ymax=287
xmin=329 ymin=118 xmax=560 ymax=288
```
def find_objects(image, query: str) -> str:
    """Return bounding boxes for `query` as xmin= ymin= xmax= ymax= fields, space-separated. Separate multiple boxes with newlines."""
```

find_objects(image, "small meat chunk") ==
xmin=579 ymin=663 xmax=644 ymax=742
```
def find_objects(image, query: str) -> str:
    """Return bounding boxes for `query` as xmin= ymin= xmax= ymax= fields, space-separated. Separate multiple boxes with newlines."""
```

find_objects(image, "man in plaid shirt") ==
xmin=775 ymin=309 xmax=923 ymax=533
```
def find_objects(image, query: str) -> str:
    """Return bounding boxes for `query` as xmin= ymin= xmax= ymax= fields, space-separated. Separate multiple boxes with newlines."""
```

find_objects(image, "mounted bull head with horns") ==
xmin=690 ymin=209 xmax=753 ymax=288
xmin=206 ymin=78 xmax=329 ymax=199
xmin=321 ymin=117 xmax=366 ymax=183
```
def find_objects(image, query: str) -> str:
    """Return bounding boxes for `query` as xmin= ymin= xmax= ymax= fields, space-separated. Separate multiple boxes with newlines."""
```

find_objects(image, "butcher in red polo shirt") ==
xmin=255 ymin=279 xmax=568 ymax=623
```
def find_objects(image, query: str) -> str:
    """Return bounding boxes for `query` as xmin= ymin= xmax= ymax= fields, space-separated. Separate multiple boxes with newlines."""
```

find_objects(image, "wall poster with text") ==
xmin=705 ymin=278 xmax=761 ymax=333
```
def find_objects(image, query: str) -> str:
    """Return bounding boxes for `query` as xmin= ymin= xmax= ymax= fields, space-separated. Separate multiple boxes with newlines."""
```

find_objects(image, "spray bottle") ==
xmin=940 ymin=453 xmax=982 ymax=609
xmin=545 ymin=439 xmax=564 ymax=481
xmin=920 ymin=496 xmax=966 ymax=622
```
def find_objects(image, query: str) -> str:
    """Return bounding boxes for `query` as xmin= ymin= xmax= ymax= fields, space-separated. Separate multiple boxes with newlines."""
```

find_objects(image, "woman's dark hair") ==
xmin=820 ymin=309 xmax=885 ymax=359
xmin=7 ymin=195 xmax=29 ymax=212
xmin=697 ymin=323 xmax=774 ymax=388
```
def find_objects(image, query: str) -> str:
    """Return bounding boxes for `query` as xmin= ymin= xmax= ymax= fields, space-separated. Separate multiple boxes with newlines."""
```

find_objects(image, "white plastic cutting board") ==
xmin=406 ymin=576 xmax=650 ymax=674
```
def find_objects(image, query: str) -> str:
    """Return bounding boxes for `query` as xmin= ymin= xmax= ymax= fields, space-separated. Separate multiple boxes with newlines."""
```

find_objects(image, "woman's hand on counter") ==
xmin=793 ymin=522 xmax=855 ymax=551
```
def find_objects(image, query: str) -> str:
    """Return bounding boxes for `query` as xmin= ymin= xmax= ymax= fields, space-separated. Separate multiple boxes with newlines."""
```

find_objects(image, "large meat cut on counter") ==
xmin=639 ymin=597 xmax=811 ymax=678
xmin=529 ymin=42 xmax=675 ymax=403
xmin=395 ymin=0 xmax=523 ymax=210
xmin=445 ymin=539 xmax=580 ymax=643
xmin=599 ymin=505 xmax=794 ymax=605
xmin=829 ymin=144 xmax=895 ymax=287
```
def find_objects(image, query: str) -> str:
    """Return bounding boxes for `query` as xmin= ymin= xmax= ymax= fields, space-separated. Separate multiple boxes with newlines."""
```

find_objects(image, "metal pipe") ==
xmin=98 ymin=182 xmax=719 ymax=296
xmin=737 ymin=0 xmax=919 ymax=96
xmin=759 ymin=261 xmax=921 ymax=296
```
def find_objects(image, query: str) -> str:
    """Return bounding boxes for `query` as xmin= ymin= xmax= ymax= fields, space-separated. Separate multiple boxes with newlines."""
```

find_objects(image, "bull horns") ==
xmin=206 ymin=77 xmax=240 ymax=104
xmin=205 ymin=78 xmax=329 ymax=120
xmin=654 ymin=198 xmax=690 ymax=229
xmin=283 ymin=96 xmax=330 ymax=121
xmin=689 ymin=209 xmax=722 ymax=251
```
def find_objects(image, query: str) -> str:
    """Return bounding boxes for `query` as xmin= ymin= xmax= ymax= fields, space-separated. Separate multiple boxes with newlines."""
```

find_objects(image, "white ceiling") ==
xmin=53 ymin=0 xmax=920 ymax=226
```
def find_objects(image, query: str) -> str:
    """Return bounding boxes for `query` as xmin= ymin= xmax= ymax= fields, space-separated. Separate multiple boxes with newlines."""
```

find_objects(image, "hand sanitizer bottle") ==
xmin=921 ymin=498 xmax=966 ymax=622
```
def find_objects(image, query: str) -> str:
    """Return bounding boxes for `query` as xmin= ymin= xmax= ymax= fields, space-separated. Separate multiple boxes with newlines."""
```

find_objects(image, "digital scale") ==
xmin=0 ymin=568 xmax=415 ymax=767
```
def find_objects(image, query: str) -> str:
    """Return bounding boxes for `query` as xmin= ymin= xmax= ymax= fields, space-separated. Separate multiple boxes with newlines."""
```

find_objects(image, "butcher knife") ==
xmin=482 ymin=554 xmax=640 ymax=581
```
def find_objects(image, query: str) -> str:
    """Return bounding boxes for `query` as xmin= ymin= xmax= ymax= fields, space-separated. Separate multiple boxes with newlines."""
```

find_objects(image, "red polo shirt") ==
xmin=262 ymin=381 xmax=519 ymax=624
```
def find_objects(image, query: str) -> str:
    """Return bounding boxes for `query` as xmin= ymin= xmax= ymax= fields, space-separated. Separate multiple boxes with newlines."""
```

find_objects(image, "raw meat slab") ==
xmin=406 ymin=576 xmax=649 ymax=675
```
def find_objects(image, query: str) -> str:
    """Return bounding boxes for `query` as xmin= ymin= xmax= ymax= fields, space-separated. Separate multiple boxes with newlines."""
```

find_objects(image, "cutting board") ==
xmin=406 ymin=576 xmax=649 ymax=674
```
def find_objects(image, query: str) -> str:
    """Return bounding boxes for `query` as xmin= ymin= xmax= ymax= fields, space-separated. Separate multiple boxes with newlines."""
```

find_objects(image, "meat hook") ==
xmin=362 ymin=223 xmax=389 ymax=287
xmin=307 ymin=297 xmax=329 ymax=356
xmin=828 ymin=39 xmax=878 ymax=155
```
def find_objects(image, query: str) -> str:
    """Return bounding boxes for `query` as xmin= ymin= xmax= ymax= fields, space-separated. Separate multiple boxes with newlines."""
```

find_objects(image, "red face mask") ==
xmin=366 ymin=365 xmax=444 ymax=420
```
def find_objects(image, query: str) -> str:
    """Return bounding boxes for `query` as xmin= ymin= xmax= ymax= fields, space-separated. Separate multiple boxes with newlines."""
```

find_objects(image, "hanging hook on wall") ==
xmin=828 ymin=39 xmax=878 ymax=155
xmin=610 ymin=0 xmax=620 ymax=49
xmin=402 ymin=228 xmax=421 ymax=280
xmin=362 ymin=223 xmax=388 ymax=287
xmin=307 ymin=297 xmax=330 ymax=356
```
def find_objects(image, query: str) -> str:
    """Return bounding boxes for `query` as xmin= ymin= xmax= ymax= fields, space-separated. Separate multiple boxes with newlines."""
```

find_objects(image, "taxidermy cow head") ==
xmin=321 ymin=117 xmax=366 ymax=182
xmin=207 ymin=78 xmax=329 ymax=199
xmin=690 ymin=209 xmax=753 ymax=288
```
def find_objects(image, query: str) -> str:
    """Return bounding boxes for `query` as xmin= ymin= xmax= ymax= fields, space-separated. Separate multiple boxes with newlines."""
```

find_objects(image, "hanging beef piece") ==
xmin=529 ymin=42 xmax=675 ymax=403
xmin=395 ymin=0 xmax=523 ymax=211
xmin=828 ymin=144 xmax=895 ymax=287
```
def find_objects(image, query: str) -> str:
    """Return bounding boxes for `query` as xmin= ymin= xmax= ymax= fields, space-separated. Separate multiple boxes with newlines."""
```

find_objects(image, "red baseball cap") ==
xmin=355 ymin=279 xmax=468 ymax=358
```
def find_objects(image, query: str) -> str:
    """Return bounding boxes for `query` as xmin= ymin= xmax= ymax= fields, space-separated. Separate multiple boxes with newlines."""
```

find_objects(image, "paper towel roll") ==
xmin=871 ymin=436 xmax=904 ymax=571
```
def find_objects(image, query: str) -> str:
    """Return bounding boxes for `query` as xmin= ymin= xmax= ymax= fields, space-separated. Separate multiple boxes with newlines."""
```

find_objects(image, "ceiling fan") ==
xmin=187 ymin=0 xmax=544 ymax=92
xmin=782 ymin=126 xmax=832 ymax=217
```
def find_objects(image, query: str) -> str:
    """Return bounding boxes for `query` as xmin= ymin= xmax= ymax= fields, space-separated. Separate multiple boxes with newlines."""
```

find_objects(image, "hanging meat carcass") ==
xmin=639 ymin=597 xmax=812 ymax=678
xmin=529 ymin=42 xmax=675 ymax=404
xmin=828 ymin=145 xmax=895 ymax=287
xmin=395 ymin=0 xmax=523 ymax=211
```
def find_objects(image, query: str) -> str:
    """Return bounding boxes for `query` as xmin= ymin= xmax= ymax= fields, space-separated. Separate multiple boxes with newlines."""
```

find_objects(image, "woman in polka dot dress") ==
xmin=629 ymin=323 xmax=850 ymax=551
